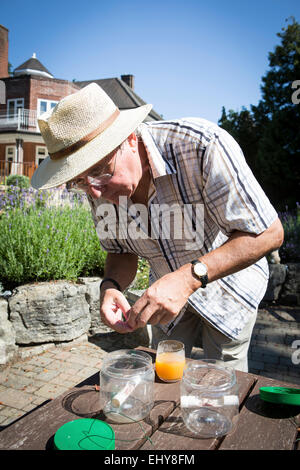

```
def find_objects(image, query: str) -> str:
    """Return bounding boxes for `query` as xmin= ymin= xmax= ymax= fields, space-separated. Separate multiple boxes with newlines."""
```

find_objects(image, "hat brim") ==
xmin=31 ymin=104 xmax=153 ymax=190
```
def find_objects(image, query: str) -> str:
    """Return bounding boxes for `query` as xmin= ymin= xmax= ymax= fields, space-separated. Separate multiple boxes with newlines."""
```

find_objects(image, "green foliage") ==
xmin=0 ymin=198 xmax=107 ymax=290
xmin=0 ymin=187 xmax=150 ymax=291
xmin=279 ymin=204 xmax=300 ymax=263
xmin=218 ymin=106 xmax=260 ymax=178
xmin=6 ymin=175 xmax=30 ymax=188
xmin=134 ymin=258 xmax=150 ymax=290
xmin=219 ymin=18 xmax=300 ymax=211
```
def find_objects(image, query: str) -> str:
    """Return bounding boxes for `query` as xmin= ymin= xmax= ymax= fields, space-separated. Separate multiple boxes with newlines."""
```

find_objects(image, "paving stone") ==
xmin=33 ymin=383 xmax=67 ymax=399
xmin=25 ymin=356 xmax=54 ymax=367
xmin=2 ymin=374 xmax=33 ymax=390
xmin=0 ymin=389 xmax=34 ymax=409
xmin=35 ymin=369 xmax=61 ymax=382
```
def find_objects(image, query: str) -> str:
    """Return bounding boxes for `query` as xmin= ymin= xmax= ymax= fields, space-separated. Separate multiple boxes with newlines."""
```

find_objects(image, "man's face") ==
xmin=68 ymin=134 xmax=142 ymax=204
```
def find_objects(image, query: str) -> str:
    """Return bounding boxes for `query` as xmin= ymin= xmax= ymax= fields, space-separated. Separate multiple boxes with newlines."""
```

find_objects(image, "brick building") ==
xmin=0 ymin=25 xmax=161 ymax=182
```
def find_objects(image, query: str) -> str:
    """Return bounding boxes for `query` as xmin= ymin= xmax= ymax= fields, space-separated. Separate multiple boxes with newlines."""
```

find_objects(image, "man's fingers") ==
xmin=100 ymin=290 xmax=133 ymax=333
xmin=126 ymin=295 xmax=149 ymax=329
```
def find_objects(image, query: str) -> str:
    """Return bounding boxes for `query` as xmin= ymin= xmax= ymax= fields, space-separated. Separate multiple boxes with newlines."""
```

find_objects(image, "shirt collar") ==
xmin=138 ymin=123 xmax=177 ymax=179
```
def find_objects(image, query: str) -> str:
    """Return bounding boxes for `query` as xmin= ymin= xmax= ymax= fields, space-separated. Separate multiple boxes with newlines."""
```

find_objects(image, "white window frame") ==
xmin=35 ymin=146 xmax=47 ymax=166
xmin=5 ymin=145 xmax=16 ymax=176
xmin=7 ymin=98 xmax=24 ymax=118
xmin=5 ymin=145 xmax=15 ymax=161
xmin=37 ymin=99 xmax=58 ymax=117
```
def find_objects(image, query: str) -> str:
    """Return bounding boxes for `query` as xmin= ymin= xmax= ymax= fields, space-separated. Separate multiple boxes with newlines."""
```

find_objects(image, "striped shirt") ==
xmin=88 ymin=118 xmax=278 ymax=340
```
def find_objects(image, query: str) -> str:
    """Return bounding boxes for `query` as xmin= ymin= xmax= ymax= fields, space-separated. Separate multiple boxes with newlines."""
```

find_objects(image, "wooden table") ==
xmin=0 ymin=347 xmax=299 ymax=451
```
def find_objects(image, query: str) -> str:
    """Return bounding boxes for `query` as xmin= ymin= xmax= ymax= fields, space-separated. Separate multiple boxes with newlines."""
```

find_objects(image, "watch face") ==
xmin=194 ymin=263 xmax=207 ymax=277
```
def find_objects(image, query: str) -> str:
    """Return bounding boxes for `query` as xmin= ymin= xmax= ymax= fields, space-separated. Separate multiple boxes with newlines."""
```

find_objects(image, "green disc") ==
xmin=54 ymin=418 xmax=115 ymax=450
xmin=259 ymin=386 xmax=300 ymax=406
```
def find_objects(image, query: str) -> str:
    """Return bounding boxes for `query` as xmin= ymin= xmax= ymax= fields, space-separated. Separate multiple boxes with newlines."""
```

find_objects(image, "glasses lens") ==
xmin=87 ymin=175 xmax=112 ymax=188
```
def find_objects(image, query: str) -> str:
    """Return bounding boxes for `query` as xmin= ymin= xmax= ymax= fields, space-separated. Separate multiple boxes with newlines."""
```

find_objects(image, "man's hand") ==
xmin=100 ymin=288 xmax=134 ymax=334
xmin=126 ymin=269 xmax=195 ymax=330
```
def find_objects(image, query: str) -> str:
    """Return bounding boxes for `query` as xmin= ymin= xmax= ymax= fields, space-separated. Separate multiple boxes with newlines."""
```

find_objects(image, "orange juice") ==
xmin=155 ymin=352 xmax=185 ymax=382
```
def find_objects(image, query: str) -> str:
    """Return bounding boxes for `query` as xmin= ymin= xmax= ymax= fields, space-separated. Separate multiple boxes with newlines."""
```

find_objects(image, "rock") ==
xmin=269 ymin=250 xmax=281 ymax=264
xmin=264 ymin=264 xmax=287 ymax=302
xmin=280 ymin=263 xmax=300 ymax=306
xmin=8 ymin=281 xmax=91 ymax=345
xmin=77 ymin=277 xmax=113 ymax=334
xmin=0 ymin=298 xmax=18 ymax=365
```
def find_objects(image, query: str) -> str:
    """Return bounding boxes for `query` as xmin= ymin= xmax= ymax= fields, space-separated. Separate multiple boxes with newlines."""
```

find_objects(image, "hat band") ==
xmin=49 ymin=108 xmax=121 ymax=160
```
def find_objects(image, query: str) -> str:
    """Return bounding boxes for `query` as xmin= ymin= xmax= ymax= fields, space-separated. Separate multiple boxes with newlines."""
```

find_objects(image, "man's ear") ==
xmin=127 ymin=132 xmax=138 ymax=151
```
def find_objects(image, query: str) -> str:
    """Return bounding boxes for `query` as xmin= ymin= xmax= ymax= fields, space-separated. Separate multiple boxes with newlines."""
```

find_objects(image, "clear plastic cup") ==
xmin=155 ymin=340 xmax=185 ymax=382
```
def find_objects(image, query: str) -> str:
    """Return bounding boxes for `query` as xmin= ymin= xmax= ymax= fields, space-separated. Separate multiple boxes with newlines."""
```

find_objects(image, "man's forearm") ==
xmin=179 ymin=217 xmax=284 ymax=293
xmin=102 ymin=253 xmax=138 ymax=292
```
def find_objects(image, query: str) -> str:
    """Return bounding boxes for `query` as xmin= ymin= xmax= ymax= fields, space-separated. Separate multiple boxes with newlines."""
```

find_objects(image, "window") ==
xmin=36 ymin=146 xmax=47 ymax=165
xmin=6 ymin=146 xmax=15 ymax=160
xmin=37 ymin=99 xmax=58 ymax=117
xmin=5 ymin=146 xmax=15 ymax=175
xmin=7 ymin=98 xmax=24 ymax=118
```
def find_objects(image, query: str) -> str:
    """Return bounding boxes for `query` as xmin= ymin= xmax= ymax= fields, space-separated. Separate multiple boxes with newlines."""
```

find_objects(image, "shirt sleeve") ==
xmin=201 ymin=129 xmax=278 ymax=237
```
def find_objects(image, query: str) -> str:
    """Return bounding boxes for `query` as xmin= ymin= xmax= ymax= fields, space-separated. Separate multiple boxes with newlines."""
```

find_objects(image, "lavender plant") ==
xmin=0 ymin=188 xmax=106 ymax=290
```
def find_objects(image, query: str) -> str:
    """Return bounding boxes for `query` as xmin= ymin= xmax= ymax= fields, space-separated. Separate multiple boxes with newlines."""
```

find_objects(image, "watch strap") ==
xmin=100 ymin=278 xmax=122 ymax=292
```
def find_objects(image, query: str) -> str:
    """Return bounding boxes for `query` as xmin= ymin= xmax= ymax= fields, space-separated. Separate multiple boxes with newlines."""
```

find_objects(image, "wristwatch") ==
xmin=191 ymin=260 xmax=208 ymax=288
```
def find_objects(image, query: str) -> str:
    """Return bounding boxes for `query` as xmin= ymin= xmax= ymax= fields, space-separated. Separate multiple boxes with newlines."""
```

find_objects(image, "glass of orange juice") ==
xmin=155 ymin=340 xmax=185 ymax=382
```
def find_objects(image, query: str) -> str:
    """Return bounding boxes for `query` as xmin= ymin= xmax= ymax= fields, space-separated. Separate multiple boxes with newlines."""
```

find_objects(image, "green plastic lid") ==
xmin=54 ymin=418 xmax=115 ymax=450
xmin=259 ymin=386 xmax=300 ymax=406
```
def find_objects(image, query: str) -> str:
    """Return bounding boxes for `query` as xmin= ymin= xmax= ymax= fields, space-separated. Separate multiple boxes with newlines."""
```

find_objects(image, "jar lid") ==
xmin=259 ymin=386 xmax=300 ymax=406
xmin=54 ymin=419 xmax=115 ymax=450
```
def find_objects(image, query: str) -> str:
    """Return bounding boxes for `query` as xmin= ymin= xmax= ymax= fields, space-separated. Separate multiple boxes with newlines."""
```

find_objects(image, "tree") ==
xmin=218 ymin=106 xmax=260 ymax=178
xmin=252 ymin=17 xmax=300 ymax=210
xmin=219 ymin=18 xmax=300 ymax=211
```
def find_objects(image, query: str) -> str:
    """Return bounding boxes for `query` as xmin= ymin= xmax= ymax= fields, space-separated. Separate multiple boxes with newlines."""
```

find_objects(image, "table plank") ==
xmin=141 ymin=368 xmax=257 ymax=450
xmin=0 ymin=371 xmax=181 ymax=450
xmin=1 ymin=346 xmax=298 ymax=451
xmin=219 ymin=376 xmax=300 ymax=450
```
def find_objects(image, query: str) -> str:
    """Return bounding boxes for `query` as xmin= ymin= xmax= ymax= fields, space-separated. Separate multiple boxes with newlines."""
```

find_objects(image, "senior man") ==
xmin=32 ymin=83 xmax=284 ymax=371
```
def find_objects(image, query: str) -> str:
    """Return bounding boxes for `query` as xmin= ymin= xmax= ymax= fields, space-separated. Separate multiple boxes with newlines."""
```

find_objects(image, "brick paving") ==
xmin=0 ymin=305 xmax=299 ymax=431
xmin=0 ymin=337 xmax=107 ymax=429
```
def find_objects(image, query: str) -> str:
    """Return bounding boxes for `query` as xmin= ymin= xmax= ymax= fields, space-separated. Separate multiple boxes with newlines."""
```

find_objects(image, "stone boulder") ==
xmin=77 ymin=277 xmax=113 ymax=334
xmin=280 ymin=263 xmax=300 ymax=306
xmin=0 ymin=298 xmax=18 ymax=365
xmin=9 ymin=281 xmax=91 ymax=345
xmin=263 ymin=264 xmax=287 ymax=302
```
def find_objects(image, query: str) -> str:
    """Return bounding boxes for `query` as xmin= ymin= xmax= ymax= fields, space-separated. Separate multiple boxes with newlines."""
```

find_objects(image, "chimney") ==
xmin=121 ymin=74 xmax=135 ymax=90
xmin=0 ymin=24 xmax=9 ymax=78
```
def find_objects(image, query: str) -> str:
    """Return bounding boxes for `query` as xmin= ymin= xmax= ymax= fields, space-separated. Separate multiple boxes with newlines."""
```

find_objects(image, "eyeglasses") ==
xmin=68 ymin=150 xmax=118 ymax=192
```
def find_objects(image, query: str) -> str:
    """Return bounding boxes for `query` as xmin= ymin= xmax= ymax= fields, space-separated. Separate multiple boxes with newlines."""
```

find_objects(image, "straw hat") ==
xmin=31 ymin=82 xmax=152 ymax=189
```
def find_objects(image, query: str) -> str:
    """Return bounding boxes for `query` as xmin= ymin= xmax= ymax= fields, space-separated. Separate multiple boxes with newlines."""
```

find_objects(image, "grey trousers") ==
xmin=150 ymin=306 xmax=257 ymax=372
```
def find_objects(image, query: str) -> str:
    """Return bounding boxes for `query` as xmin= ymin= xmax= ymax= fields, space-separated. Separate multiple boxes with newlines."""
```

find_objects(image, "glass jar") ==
xmin=100 ymin=349 xmax=154 ymax=424
xmin=180 ymin=359 xmax=239 ymax=438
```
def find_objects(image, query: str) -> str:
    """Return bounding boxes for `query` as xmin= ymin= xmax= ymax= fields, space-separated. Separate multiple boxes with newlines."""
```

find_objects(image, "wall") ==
xmin=0 ymin=25 xmax=9 ymax=79
xmin=29 ymin=76 xmax=79 ymax=111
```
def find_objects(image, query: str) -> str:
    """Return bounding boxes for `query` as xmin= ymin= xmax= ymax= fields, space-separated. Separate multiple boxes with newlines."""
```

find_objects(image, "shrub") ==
xmin=279 ymin=203 xmax=300 ymax=263
xmin=6 ymin=175 xmax=30 ymax=188
xmin=0 ymin=196 xmax=107 ymax=290
xmin=0 ymin=187 xmax=150 ymax=291
xmin=134 ymin=258 xmax=150 ymax=290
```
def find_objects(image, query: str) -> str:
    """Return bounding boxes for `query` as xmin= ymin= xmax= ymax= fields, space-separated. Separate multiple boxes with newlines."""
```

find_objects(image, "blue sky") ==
xmin=2 ymin=0 xmax=300 ymax=123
